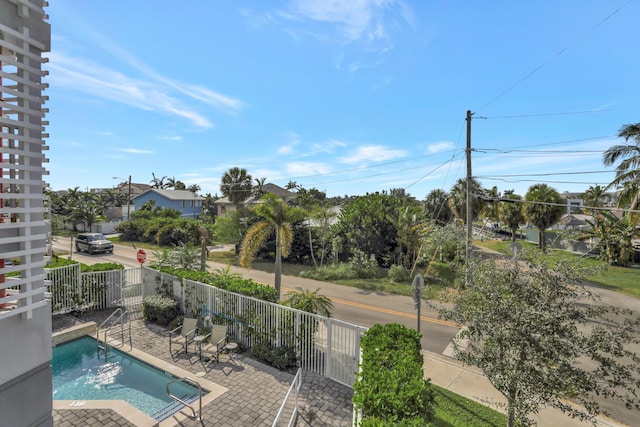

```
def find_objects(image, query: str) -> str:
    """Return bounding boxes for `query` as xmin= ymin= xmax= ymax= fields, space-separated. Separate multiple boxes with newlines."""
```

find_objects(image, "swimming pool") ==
xmin=52 ymin=336 xmax=202 ymax=421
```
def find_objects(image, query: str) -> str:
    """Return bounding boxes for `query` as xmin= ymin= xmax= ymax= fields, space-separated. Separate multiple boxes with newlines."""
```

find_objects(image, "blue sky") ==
xmin=45 ymin=1 xmax=639 ymax=199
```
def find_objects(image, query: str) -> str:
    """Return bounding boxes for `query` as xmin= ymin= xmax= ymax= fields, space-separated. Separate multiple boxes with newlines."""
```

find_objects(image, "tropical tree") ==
xmin=72 ymin=192 xmax=106 ymax=232
xmin=580 ymin=184 xmax=606 ymax=214
xmin=422 ymin=189 xmax=453 ymax=226
xmin=499 ymin=190 xmax=525 ymax=242
xmin=220 ymin=167 xmax=253 ymax=209
xmin=333 ymin=192 xmax=408 ymax=267
xmin=524 ymin=184 xmax=565 ymax=252
xmin=603 ymin=123 xmax=640 ymax=212
xmin=150 ymin=172 xmax=171 ymax=189
xmin=582 ymin=211 xmax=637 ymax=266
xmin=448 ymin=177 xmax=486 ymax=224
xmin=239 ymin=193 xmax=306 ymax=300
xmin=253 ymin=177 xmax=267 ymax=197
xmin=440 ymin=254 xmax=640 ymax=427
xmin=282 ymin=287 xmax=334 ymax=317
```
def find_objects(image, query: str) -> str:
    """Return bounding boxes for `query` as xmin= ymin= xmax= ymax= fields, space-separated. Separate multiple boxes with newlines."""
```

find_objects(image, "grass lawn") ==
xmin=475 ymin=240 xmax=640 ymax=299
xmin=431 ymin=385 xmax=506 ymax=427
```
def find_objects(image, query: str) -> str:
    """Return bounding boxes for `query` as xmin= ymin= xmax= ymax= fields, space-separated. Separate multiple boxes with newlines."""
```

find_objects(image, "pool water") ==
xmin=52 ymin=336 xmax=201 ymax=420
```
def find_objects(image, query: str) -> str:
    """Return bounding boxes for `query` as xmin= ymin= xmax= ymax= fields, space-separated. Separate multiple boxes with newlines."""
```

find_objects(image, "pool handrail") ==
xmin=97 ymin=307 xmax=132 ymax=354
xmin=166 ymin=376 xmax=203 ymax=421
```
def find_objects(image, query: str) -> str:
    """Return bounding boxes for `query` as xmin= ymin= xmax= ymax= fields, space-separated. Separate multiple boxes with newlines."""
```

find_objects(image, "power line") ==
xmin=476 ymin=1 xmax=631 ymax=111
xmin=473 ymin=193 xmax=640 ymax=214
xmin=483 ymin=109 xmax=611 ymax=119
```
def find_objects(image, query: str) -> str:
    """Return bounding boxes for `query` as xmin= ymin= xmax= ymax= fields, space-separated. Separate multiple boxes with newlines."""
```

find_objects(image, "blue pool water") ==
xmin=52 ymin=336 xmax=202 ymax=420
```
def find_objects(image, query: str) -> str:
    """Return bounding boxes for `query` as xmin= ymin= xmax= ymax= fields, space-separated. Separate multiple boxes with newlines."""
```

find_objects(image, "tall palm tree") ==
xmin=220 ymin=167 xmax=253 ymax=209
xmin=239 ymin=193 xmax=306 ymax=300
xmin=253 ymin=177 xmax=267 ymax=197
xmin=499 ymin=190 xmax=525 ymax=242
xmin=150 ymin=172 xmax=170 ymax=189
xmin=448 ymin=177 xmax=485 ymax=224
xmin=603 ymin=123 xmax=640 ymax=211
xmin=581 ymin=184 xmax=606 ymax=214
xmin=422 ymin=189 xmax=453 ymax=225
xmin=524 ymin=184 xmax=565 ymax=252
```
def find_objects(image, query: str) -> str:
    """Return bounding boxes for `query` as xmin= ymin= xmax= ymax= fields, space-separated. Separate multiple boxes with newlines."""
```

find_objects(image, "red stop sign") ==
xmin=136 ymin=249 xmax=146 ymax=264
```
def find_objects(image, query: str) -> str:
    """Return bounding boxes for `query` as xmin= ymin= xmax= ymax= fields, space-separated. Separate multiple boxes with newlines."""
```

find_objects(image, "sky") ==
xmin=44 ymin=1 xmax=640 ymax=200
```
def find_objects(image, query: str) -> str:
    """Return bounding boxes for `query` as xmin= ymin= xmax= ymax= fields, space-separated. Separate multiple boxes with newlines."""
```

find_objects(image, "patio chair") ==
xmin=200 ymin=325 xmax=228 ymax=365
xmin=169 ymin=317 xmax=198 ymax=358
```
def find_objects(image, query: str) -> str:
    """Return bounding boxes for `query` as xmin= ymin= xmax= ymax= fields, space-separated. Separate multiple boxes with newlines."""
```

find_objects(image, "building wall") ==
xmin=134 ymin=191 xmax=202 ymax=218
xmin=0 ymin=1 xmax=52 ymax=426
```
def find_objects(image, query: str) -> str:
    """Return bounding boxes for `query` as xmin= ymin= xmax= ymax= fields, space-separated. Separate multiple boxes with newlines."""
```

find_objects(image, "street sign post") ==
xmin=411 ymin=274 xmax=424 ymax=333
xmin=136 ymin=249 xmax=146 ymax=264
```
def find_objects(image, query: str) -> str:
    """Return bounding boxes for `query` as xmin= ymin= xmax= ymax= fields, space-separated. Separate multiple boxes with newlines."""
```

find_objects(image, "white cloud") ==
xmin=278 ymin=145 xmax=294 ymax=154
xmin=309 ymin=138 xmax=347 ymax=154
xmin=118 ymin=148 xmax=153 ymax=154
xmin=339 ymin=145 xmax=407 ymax=164
xmin=157 ymin=135 xmax=183 ymax=141
xmin=427 ymin=141 xmax=455 ymax=154
xmin=285 ymin=161 xmax=332 ymax=176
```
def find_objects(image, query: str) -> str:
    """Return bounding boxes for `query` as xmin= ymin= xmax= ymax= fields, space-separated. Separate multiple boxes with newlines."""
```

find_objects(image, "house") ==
xmin=0 ymin=2 xmax=54 ymax=426
xmin=214 ymin=183 xmax=296 ymax=216
xmin=133 ymin=188 xmax=205 ymax=218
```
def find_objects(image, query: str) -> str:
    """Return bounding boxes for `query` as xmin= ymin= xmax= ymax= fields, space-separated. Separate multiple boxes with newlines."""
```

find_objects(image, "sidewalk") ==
xmin=422 ymin=350 xmax=630 ymax=427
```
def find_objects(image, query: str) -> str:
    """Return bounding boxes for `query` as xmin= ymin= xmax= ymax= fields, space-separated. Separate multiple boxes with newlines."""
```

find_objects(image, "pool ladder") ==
xmin=166 ymin=377 xmax=203 ymax=421
xmin=96 ymin=307 xmax=132 ymax=356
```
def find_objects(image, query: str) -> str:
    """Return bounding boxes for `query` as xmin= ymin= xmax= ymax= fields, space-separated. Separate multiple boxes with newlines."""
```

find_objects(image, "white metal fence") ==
xmin=45 ymin=265 xmax=365 ymax=387
xmin=144 ymin=268 xmax=367 ymax=387
xmin=45 ymin=265 xmax=145 ymax=316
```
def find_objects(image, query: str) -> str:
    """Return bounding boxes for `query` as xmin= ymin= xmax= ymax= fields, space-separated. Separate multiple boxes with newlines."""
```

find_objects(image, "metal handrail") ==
xmin=97 ymin=308 xmax=132 ymax=355
xmin=272 ymin=368 xmax=302 ymax=427
xmin=166 ymin=377 xmax=203 ymax=420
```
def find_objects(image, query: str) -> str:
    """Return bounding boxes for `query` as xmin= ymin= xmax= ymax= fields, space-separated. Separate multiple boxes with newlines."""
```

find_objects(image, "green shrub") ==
xmin=388 ymin=264 xmax=411 ymax=283
xmin=142 ymin=295 xmax=181 ymax=327
xmin=80 ymin=262 xmax=124 ymax=272
xmin=300 ymin=263 xmax=357 ymax=281
xmin=349 ymin=249 xmax=381 ymax=279
xmin=353 ymin=323 xmax=434 ymax=425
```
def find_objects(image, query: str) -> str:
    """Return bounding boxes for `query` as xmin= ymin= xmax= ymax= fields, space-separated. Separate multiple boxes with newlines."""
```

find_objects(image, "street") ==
xmin=50 ymin=236 xmax=460 ymax=354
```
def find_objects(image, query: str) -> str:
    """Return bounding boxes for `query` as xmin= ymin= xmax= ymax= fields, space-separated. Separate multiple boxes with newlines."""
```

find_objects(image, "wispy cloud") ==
xmin=118 ymin=148 xmax=153 ymax=154
xmin=339 ymin=144 xmax=407 ymax=164
xmin=286 ymin=161 xmax=333 ymax=176
xmin=157 ymin=135 xmax=184 ymax=142
xmin=284 ymin=0 xmax=412 ymax=44
xmin=47 ymin=33 xmax=245 ymax=129
xmin=272 ymin=0 xmax=413 ymax=68
xmin=309 ymin=138 xmax=347 ymax=154
xmin=427 ymin=141 xmax=455 ymax=154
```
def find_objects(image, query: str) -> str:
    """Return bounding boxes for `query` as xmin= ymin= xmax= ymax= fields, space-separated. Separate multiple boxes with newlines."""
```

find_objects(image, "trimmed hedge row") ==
xmin=154 ymin=266 xmax=278 ymax=302
xmin=353 ymin=323 xmax=434 ymax=425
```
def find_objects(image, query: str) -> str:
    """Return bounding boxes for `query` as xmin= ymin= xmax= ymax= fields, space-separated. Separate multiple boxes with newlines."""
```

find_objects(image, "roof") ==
xmin=214 ymin=183 xmax=296 ymax=205
xmin=134 ymin=188 xmax=205 ymax=201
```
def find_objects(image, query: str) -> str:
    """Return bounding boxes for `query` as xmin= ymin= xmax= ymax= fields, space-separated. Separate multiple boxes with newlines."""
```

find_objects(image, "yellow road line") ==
xmin=282 ymin=285 xmax=460 ymax=328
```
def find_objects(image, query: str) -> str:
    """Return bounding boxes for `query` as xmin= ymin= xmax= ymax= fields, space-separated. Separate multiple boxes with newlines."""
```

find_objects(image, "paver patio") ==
xmin=52 ymin=309 xmax=354 ymax=427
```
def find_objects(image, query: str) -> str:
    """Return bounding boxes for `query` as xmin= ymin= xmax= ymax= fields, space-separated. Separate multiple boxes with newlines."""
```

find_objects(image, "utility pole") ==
xmin=126 ymin=175 xmax=132 ymax=220
xmin=465 ymin=110 xmax=473 ymax=288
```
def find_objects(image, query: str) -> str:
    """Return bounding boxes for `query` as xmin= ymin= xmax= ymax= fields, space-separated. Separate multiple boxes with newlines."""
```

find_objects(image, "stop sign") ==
xmin=136 ymin=249 xmax=146 ymax=264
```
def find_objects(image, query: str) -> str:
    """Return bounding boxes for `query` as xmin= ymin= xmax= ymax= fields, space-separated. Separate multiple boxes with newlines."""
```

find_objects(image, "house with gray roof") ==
xmin=214 ymin=183 xmax=296 ymax=216
xmin=133 ymin=189 xmax=205 ymax=218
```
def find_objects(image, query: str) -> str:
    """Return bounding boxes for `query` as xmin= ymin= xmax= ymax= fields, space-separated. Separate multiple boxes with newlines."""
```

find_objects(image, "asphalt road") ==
xmin=50 ymin=236 xmax=461 ymax=354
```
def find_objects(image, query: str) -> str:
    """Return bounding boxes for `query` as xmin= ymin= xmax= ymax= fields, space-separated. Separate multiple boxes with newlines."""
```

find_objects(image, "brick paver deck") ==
xmin=52 ymin=310 xmax=353 ymax=427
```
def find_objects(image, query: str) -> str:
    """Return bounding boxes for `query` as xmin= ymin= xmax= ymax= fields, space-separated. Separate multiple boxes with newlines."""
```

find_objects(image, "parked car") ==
xmin=75 ymin=233 xmax=114 ymax=254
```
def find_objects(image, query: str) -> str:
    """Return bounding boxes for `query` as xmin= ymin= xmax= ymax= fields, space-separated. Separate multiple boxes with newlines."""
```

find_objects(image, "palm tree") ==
xmin=603 ymin=123 xmax=640 ymax=212
xmin=422 ymin=189 xmax=453 ymax=225
xmin=448 ymin=177 xmax=486 ymax=224
xmin=282 ymin=287 xmax=334 ymax=317
xmin=253 ymin=177 xmax=267 ymax=197
xmin=220 ymin=167 xmax=253 ymax=209
xmin=524 ymin=184 xmax=565 ymax=252
xmin=580 ymin=184 xmax=606 ymax=215
xmin=499 ymin=190 xmax=525 ymax=242
xmin=239 ymin=193 xmax=306 ymax=300
xmin=150 ymin=172 xmax=170 ymax=189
